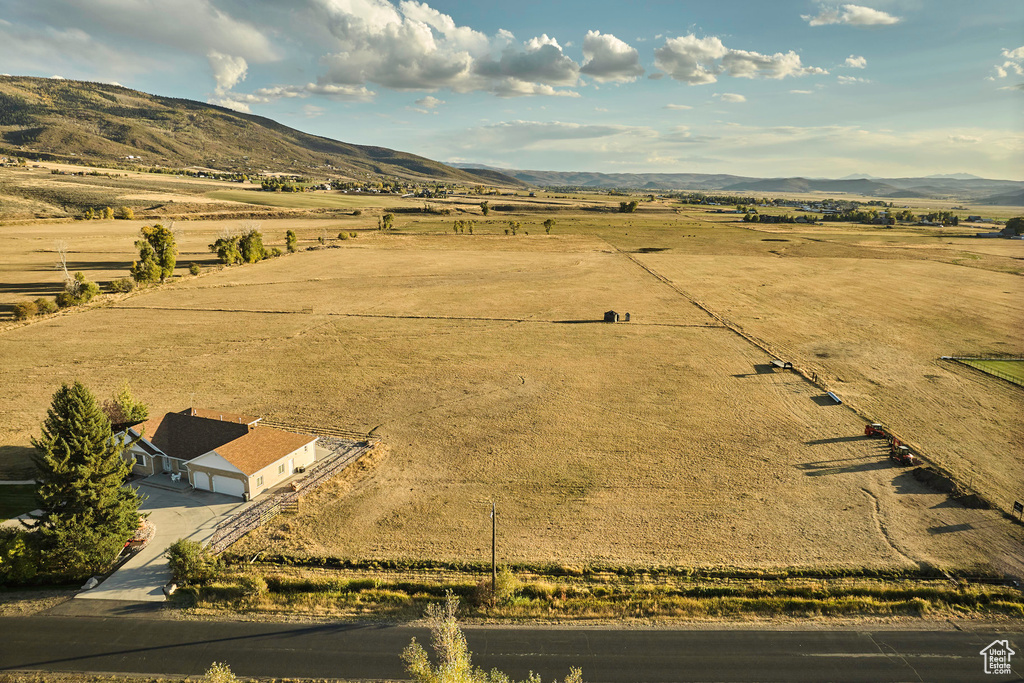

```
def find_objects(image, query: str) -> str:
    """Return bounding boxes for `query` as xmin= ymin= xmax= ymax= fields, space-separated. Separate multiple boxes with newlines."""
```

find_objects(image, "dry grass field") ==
xmin=2 ymin=193 xmax=1023 ymax=576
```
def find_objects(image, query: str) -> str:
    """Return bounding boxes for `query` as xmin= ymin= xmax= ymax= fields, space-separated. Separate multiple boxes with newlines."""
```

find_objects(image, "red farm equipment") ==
xmin=864 ymin=423 xmax=918 ymax=466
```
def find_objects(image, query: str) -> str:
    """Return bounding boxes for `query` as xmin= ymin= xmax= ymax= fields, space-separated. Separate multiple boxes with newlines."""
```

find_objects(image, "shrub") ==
xmin=117 ymin=206 xmax=134 ymax=220
xmin=240 ymin=574 xmax=268 ymax=597
xmin=34 ymin=298 xmax=57 ymax=315
xmin=349 ymin=232 xmax=357 ymax=238
xmin=166 ymin=538 xmax=220 ymax=585
xmin=108 ymin=277 xmax=135 ymax=293
xmin=12 ymin=301 xmax=38 ymax=320
xmin=338 ymin=231 xmax=349 ymax=240
xmin=0 ymin=528 xmax=40 ymax=585
xmin=56 ymin=272 xmax=100 ymax=308
xmin=101 ymin=207 xmax=114 ymax=220
xmin=352 ymin=209 xmax=362 ymax=216
xmin=268 ymin=247 xmax=282 ymax=257
xmin=202 ymin=663 xmax=237 ymax=683
xmin=285 ymin=229 xmax=297 ymax=253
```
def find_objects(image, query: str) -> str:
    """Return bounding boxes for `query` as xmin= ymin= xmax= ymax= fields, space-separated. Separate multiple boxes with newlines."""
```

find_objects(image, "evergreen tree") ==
xmin=286 ymin=229 xmax=298 ymax=253
xmin=31 ymin=382 xmax=140 ymax=580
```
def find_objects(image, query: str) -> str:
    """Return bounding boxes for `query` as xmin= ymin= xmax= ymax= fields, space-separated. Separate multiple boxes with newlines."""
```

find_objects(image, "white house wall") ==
xmin=247 ymin=439 xmax=317 ymax=498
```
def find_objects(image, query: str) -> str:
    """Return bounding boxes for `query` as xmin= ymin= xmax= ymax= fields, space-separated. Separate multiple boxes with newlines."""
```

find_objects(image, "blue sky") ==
xmin=1 ymin=0 xmax=1021 ymax=178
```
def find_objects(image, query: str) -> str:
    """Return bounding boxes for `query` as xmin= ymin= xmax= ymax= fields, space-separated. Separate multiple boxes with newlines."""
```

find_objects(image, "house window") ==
xmin=135 ymin=454 xmax=146 ymax=467
xmin=256 ymin=476 xmax=263 ymax=487
xmin=278 ymin=463 xmax=285 ymax=474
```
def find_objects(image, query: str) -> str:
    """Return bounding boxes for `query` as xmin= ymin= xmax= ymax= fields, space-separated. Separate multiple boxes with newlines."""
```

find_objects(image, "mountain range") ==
xmin=451 ymin=165 xmax=1024 ymax=204
xmin=0 ymin=75 xmax=1019 ymax=205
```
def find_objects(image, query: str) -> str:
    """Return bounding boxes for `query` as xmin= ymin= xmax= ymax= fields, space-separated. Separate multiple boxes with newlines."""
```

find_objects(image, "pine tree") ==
xmin=31 ymin=382 xmax=141 ymax=580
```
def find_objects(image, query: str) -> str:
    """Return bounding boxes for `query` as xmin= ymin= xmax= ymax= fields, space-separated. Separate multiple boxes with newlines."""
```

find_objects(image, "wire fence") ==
xmin=941 ymin=356 xmax=1024 ymax=388
xmin=208 ymin=437 xmax=374 ymax=553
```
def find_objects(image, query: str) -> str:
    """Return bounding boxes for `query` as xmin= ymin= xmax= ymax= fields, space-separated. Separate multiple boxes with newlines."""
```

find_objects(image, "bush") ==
xmin=117 ymin=206 xmax=134 ymax=220
xmin=240 ymin=574 xmax=268 ymax=597
xmin=352 ymin=209 xmax=362 ymax=216
xmin=338 ymin=231 xmax=349 ymax=240
xmin=268 ymin=247 xmax=282 ymax=257
xmin=0 ymin=528 xmax=40 ymax=586
xmin=34 ymin=298 xmax=57 ymax=315
xmin=12 ymin=301 xmax=37 ymax=320
xmin=202 ymin=662 xmax=237 ymax=683
xmin=108 ymin=277 xmax=135 ymax=293
xmin=101 ymin=207 xmax=114 ymax=220
xmin=56 ymin=273 xmax=100 ymax=308
xmin=285 ymin=229 xmax=297 ymax=253
xmin=350 ymin=232 xmax=357 ymax=238
xmin=189 ymin=263 xmax=201 ymax=275
xmin=166 ymin=538 xmax=220 ymax=585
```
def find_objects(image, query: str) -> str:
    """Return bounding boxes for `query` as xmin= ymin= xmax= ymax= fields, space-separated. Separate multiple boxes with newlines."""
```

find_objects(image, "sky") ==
xmin=1 ymin=0 xmax=1022 ymax=179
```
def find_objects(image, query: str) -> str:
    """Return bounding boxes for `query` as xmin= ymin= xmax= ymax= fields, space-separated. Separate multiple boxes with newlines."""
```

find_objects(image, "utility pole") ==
xmin=491 ymin=501 xmax=497 ymax=602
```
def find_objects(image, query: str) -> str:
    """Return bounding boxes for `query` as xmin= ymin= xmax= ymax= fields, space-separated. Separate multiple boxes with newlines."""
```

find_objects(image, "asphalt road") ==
xmin=1 ymin=613 xmax=1021 ymax=682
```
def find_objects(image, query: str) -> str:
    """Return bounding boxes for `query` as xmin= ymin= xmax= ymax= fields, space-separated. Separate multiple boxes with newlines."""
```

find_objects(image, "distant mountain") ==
xmin=0 ymin=75 xmax=520 ymax=186
xmin=977 ymin=189 xmax=1024 ymax=206
xmin=453 ymin=164 xmax=1023 ymax=203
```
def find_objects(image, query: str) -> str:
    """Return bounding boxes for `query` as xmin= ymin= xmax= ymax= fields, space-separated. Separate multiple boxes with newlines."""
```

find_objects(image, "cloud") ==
xmin=208 ymin=51 xmax=248 ymax=93
xmin=949 ymin=135 xmax=980 ymax=144
xmin=208 ymin=81 xmax=375 ymax=110
xmin=803 ymin=4 xmax=901 ymax=27
xmin=309 ymin=0 xmax=580 ymax=97
xmin=415 ymin=95 xmax=444 ymax=108
xmin=991 ymin=46 xmax=1024 ymax=80
xmin=664 ymin=104 xmax=694 ymax=110
xmin=790 ymin=89 xmax=813 ymax=94
xmin=579 ymin=30 xmax=644 ymax=82
xmin=716 ymin=93 xmax=746 ymax=103
xmin=11 ymin=0 xmax=277 ymax=61
xmin=302 ymin=104 xmax=326 ymax=117
xmin=654 ymin=34 xmax=826 ymax=85
xmin=844 ymin=55 xmax=867 ymax=68
xmin=837 ymin=75 xmax=870 ymax=84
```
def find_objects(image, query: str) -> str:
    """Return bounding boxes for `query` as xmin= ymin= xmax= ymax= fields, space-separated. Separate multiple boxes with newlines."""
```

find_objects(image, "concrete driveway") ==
xmin=77 ymin=483 xmax=248 ymax=602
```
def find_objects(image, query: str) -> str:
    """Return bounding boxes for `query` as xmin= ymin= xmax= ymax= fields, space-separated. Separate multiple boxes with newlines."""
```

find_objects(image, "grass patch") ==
xmin=957 ymin=359 xmax=1024 ymax=386
xmin=185 ymin=561 xmax=1023 ymax=622
xmin=0 ymin=484 xmax=37 ymax=519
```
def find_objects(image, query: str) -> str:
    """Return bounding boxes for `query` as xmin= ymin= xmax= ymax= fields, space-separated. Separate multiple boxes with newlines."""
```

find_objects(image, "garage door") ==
xmin=193 ymin=471 xmax=210 ymax=491
xmin=211 ymin=475 xmax=245 ymax=498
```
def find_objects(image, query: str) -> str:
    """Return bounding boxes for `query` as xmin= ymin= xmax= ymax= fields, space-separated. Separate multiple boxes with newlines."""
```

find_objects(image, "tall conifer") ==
xmin=31 ymin=382 xmax=140 ymax=579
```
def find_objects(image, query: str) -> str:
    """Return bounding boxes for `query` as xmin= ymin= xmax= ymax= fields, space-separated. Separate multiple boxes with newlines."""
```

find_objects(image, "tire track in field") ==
xmin=860 ymin=487 xmax=919 ymax=567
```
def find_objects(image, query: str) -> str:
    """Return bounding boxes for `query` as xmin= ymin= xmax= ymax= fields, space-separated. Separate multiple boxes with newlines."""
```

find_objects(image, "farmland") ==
xmin=1 ymin=169 xmax=1022 ymax=578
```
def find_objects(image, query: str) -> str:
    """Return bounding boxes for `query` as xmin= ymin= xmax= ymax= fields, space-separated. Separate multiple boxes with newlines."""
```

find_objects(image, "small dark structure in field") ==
xmin=604 ymin=310 xmax=619 ymax=322
xmin=771 ymin=359 xmax=793 ymax=370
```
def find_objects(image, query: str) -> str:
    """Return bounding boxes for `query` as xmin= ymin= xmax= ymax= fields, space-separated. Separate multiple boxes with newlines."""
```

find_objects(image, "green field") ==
xmin=207 ymin=190 xmax=409 ymax=209
xmin=958 ymin=359 xmax=1024 ymax=386
xmin=0 ymin=485 xmax=37 ymax=520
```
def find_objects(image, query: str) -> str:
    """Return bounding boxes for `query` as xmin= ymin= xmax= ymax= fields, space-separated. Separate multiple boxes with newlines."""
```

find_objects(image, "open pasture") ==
xmin=2 ymin=209 xmax=1022 ymax=574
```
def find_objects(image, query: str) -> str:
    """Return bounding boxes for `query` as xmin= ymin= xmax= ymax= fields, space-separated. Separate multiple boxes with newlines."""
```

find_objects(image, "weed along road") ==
xmin=0 ymin=615 xmax=1019 ymax=682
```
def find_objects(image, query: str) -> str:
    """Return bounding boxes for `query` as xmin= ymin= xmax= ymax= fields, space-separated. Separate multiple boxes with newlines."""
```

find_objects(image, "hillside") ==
xmin=0 ymin=76 xmax=518 ymax=185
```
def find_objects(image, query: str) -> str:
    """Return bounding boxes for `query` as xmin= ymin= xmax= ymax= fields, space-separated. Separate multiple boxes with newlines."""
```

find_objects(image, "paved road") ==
xmin=0 ymin=614 xmax=1019 ymax=682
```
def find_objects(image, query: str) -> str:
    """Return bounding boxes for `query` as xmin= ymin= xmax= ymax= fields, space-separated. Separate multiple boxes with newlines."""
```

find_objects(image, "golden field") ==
xmin=1 ymin=181 xmax=1022 ymax=576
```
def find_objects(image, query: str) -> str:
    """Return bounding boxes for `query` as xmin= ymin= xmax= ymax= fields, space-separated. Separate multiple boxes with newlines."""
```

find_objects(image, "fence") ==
xmin=208 ymin=437 xmax=374 ymax=553
xmin=941 ymin=356 xmax=1024 ymax=388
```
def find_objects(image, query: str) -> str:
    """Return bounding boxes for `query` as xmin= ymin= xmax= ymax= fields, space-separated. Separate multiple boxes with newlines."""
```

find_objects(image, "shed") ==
xmin=604 ymin=310 xmax=619 ymax=323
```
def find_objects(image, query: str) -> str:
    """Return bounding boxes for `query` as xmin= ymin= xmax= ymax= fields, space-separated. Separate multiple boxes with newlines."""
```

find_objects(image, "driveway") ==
xmin=77 ymin=483 xmax=248 ymax=602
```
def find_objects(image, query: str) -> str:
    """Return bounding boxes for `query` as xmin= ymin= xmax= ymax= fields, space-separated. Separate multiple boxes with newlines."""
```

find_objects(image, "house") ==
xmin=604 ymin=310 xmax=619 ymax=323
xmin=122 ymin=408 xmax=317 ymax=499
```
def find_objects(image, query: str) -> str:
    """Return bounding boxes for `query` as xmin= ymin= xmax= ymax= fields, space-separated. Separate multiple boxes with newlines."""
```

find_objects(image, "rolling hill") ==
xmin=0 ymin=76 xmax=519 ymax=186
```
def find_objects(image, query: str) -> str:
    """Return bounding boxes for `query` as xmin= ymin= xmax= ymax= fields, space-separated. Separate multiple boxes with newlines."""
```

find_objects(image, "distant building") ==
xmin=604 ymin=310 xmax=619 ymax=323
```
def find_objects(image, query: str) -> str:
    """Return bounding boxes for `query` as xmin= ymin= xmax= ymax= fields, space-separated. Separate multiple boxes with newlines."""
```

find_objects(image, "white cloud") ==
xmin=310 ymin=0 xmax=580 ymax=97
xmin=664 ymin=104 xmax=693 ymax=110
xmin=803 ymin=4 xmax=901 ymax=27
xmin=579 ymin=30 xmax=644 ymax=82
xmin=207 ymin=51 xmax=248 ymax=93
xmin=654 ymin=34 xmax=826 ymax=85
xmin=415 ymin=95 xmax=444 ymax=108
xmin=717 ymin=93 xmax=746 ymax=103
xmin=790 ymin=89 xmax=813 ymax=94
xmin=844 ymin=55 xmax=867 ymax=68
xmin=949 ymin=135 xmax=980 ymax=143
xmin=991 ymin=46 xmax=1024 ymax=80
xmin=837 ymin=75 xmax=870 ymax=84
